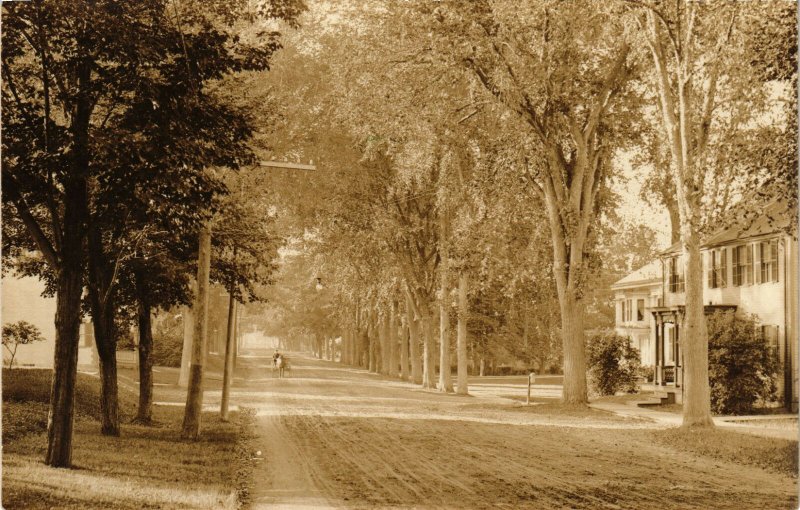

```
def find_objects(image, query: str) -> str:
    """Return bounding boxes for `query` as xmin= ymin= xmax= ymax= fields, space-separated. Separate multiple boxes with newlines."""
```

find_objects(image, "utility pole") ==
xmin=178 ymin=303 xmax=194 ymax=387
xmin=220 ymin=291 xmax=237 ymax=421
xmin=181 ymin=225 xmax=211 ymax=439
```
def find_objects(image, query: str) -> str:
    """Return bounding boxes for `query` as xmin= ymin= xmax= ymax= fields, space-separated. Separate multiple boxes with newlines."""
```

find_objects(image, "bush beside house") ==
xmin=587 ymin=333 xmax=642 ymax=396
xmin=707 ymin=311 xmax=779 ymax=415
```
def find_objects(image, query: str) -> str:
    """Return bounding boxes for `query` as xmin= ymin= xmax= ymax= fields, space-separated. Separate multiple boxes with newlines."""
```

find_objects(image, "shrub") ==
xmin=587 ymin=333 xmax=641 ymax=396
xmin=152 ymin=313 xmax=184 ymax=367
xmin=707 ymin=311 xmax=779 ymax=415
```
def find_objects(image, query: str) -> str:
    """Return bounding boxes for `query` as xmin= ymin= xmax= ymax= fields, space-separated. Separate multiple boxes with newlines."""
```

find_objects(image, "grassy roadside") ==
xmin=2 ymin=369 xmax=255 ymax=510
xmin=648 ymin=427 xmax=798 ymax=477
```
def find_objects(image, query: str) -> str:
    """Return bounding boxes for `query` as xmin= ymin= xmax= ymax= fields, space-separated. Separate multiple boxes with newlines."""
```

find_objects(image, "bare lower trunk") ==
xmin=88 ymin=226 xmax=120 ymax=436
xmin=220 ymin=295 xmax=237 ymax=421
xmin=368 ymin=314 xmax=377 ymax=373
xmin=182 ymin=226 xmax=211 ymax=439
xmin=379 ymin=315 xmax=389 ymax=375
xmin=456 ymin=270 xmax=469 ymax=395
xmin=421 ymin=313 xmax=436 ymax=389
xmin=97 ymin=347 xmax=120 ymax=435
xmin=399 ymin=316 xmax=409 ymax=381
xmin=135 ymin=291 xmax=154 ymax=424
xmin=559 ymin=293 xmax=587 ymax=404
xmin=681 ymin=235 xmax=714 ymax=427
xmin=438 ymin=307 xmax=453 ymax=393
xmin=90 ymin=292 xmax=119 ymax=436
xmin=479 ymin=358 xmax=485 ymax=377
xmin=342 ymin=331 xmax=350 ymax=365
xmin=46 ymin=266 xmax=83 ymax=467
xmin=406 ymin=293 xmax=422 ymax=384
xmin=389 ymin=301 xmax=399 ymax=378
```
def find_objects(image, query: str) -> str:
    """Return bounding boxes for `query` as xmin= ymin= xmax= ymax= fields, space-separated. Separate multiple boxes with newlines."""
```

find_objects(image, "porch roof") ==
xmin=650 ymin=304 xmax=738 ymax=317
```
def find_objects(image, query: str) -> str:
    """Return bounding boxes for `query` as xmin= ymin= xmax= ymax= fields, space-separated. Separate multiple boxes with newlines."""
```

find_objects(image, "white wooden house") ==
xmin=612 ymin=202 xmax=798 ymax=411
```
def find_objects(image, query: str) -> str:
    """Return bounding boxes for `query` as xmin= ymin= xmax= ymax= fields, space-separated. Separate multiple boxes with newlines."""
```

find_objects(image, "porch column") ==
xmin=654 ymin=314 xmax=661 ymax=386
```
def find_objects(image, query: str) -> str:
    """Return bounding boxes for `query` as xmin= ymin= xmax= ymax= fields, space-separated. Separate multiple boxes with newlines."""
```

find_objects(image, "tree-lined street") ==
xmin=2 ymin=0 xmax=797 ymax=508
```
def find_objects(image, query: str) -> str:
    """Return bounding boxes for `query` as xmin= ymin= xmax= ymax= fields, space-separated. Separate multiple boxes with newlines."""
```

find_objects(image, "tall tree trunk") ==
xmin=342 ymin=330 xmax=350 ymax=365
xmin=643 ymin=9 xmax=718 ymax=427
xmin=681 ymin=232 xmax=714 ymax=426
xmin=87 ymin=233 xmax=120 ymax=435
xmin=438 ymin=211 xmax=453 ymax=392
xmin=92 ymin=304 xmax=120 ymax=436
xmin=45 ymin=50 xmax=92 ymax=467
xmin=421 ymin=312 xmax=436 ymax=389
xmin=405 ymin=291 xmax=422 ymax=384
xmin=220 ymin=294 xmax=237 ymax=421
xmin=399 ymin=315 xmax=409 ymax=381
xmin=379 ymin=314 xmax=389 ymax=375
xmin=389 ymin=301 xmax=399 ymax=377
xmin=134 ymin=278 xmax=154 ymax=424
xmin=182 ymin=225 xmax=211 ymax=440
xmin=456 ymin=270 xmax=469 ymax=395
xmin=368 ymin=312 xmax=377 ymax=373
xmin=46 ymin=253 xmax=84 ymax=467
xmin=86 ymin=215 xmax=121 ymax=436
xmin=559 ymin=291 xmax=587 ymax=404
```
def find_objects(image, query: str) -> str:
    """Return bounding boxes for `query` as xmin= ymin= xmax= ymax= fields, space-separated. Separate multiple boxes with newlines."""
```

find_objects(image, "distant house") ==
xmin=1 ymin=274 xmax=96 ymax=369
xmin=612 ymin=202 xmax=798 ymax=411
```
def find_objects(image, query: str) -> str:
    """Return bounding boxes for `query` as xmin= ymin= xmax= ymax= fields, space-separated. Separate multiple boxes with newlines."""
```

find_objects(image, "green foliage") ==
xmin=152 ymin=313 xmax=186 ymax=368
xmin=707 ymin=311 xmax=779 ymax=415
xmin=2 ymin=320 xmax=45 ymax=368
xmin=587 ymin=333 xmax=641 ymax=396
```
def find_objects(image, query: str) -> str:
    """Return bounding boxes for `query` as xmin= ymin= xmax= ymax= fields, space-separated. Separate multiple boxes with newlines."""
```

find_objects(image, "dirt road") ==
xmin=221 ymin=352 xmax=796 ymax=509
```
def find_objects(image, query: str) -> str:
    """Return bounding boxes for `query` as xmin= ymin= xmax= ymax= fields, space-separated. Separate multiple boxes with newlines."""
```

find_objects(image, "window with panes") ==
xmin=707 ymin=248 xmax=727 ymax=288
xmin=758 ymin=239 xmax=779 ymax=283
xmin=668 ymin=256 xmax=685 ymax=293
xmin=732 ymin=244 xmax=754 ymax=286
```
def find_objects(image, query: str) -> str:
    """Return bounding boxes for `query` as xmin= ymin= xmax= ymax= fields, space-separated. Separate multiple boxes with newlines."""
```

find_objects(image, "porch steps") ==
xmin=636 ymin=390 xmax=677 ymax=408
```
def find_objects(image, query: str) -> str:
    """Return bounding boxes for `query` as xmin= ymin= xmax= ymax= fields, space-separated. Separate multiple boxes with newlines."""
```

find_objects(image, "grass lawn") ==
xmin=3 ymin=369 xmax=255 ymax=510
xmin=647 ymin=426 xmax=798 ymax=477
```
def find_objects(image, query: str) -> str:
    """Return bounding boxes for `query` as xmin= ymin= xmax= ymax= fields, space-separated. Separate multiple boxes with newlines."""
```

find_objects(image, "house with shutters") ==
xmin=612 ymin=201 xmax=798 ymax=411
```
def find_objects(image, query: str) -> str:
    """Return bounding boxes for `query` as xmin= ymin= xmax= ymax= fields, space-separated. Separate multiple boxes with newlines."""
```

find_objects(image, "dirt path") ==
xmin=248 ymin=414 xmax=333 ymax=509
xmin=231 ymin=352 xmax=796 ymax=509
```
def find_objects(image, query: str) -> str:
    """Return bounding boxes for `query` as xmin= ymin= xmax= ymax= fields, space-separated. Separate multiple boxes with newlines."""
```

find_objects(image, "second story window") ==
xmin=625 ymin=299 xmax=632 ymax=322
xmin=636 ymin=298 xmax=645 ymax=321
xmin=758 ymin=239 xmax=779 ymax=283
xmin=707 ymin=248 xmax=727 ymax=288
xmin=668 ymin=255 xmax=685 ymax=293
xmin=732 ymin=244 xmax=754 ymax=286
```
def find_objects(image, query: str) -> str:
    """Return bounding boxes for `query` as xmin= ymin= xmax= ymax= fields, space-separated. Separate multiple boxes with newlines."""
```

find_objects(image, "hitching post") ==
xmin=527 ymin=371 xmax=536 ymax=405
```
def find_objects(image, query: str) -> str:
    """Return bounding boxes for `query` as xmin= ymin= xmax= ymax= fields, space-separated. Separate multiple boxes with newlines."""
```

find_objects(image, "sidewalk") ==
xmin=590 ymin=400 xmax=798 ymax=440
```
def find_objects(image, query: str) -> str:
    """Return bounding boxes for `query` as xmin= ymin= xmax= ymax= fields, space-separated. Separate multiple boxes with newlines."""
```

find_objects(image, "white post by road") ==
xmin=527 ymin=372 xmax=536 ymax=405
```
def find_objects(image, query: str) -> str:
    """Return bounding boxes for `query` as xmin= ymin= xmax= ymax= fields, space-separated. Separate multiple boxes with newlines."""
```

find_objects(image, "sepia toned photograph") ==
xmin=1 ymin=1 xmax=798 ymax=508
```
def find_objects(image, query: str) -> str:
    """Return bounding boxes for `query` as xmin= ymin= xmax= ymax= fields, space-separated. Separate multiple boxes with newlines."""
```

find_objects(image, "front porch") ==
xmin=649 ymin=304 xmax=737 ymax=390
